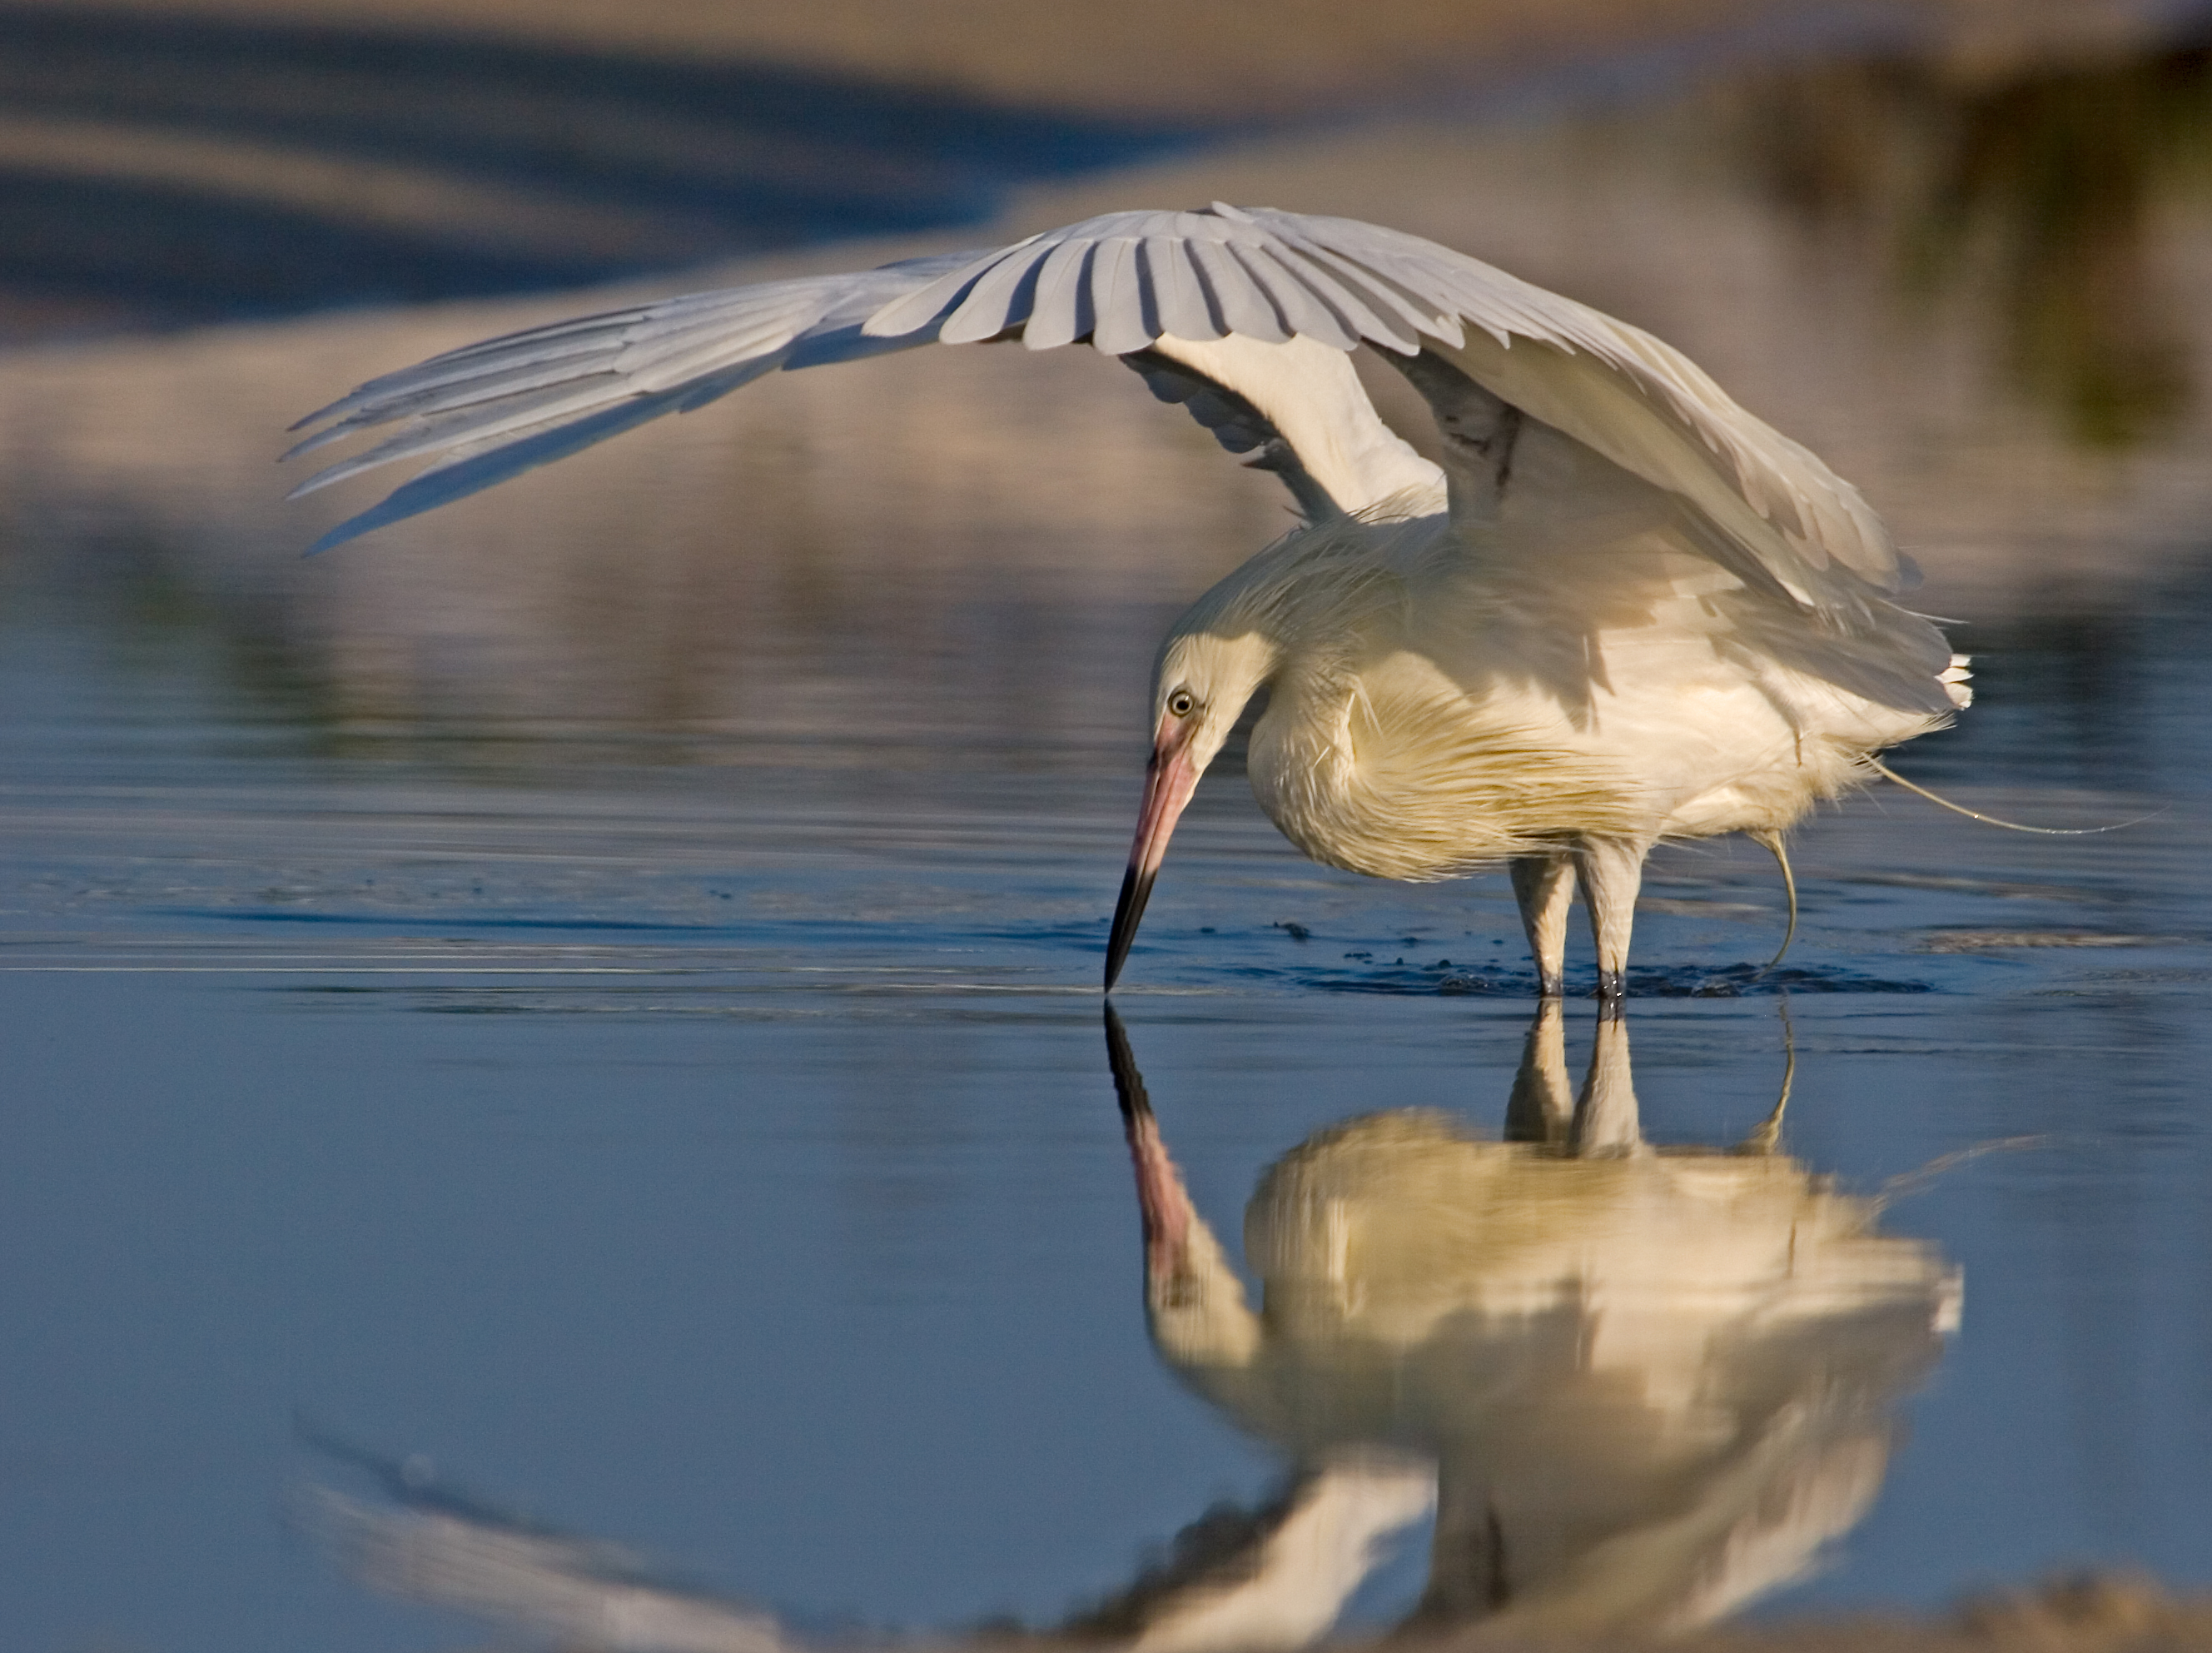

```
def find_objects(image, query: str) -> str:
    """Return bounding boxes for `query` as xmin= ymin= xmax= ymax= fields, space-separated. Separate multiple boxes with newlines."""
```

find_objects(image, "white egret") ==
xmin=289 ymin=204 xmax=1972 ymax=997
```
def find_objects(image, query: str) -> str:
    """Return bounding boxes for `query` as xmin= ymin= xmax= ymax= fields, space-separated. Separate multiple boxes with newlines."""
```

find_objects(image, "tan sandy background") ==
xmin=12 ymin=0 xmax=2120 ymax=116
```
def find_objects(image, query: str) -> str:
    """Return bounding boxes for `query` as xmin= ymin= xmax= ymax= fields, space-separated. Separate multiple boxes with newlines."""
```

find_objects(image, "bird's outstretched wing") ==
xmin=287 ymin=251 xmax=981 ymax=554
xmin=290 ymin=203 xmax=1899 ymax=620
xmin=294 ymin=1421 xmax=788 ymax=1653
xmin=302 ymin=1485 xmax=792 ymax=1653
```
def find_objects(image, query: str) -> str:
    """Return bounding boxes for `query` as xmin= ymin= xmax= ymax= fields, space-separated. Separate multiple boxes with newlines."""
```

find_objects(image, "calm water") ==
xmin=5 ymin=22 xmax=2212 ymax=1653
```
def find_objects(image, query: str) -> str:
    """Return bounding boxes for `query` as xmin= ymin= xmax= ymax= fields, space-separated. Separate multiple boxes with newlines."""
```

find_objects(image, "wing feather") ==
xmin=294 ymin=382 xmax=633 ymax=491
xmin=1234 ymin=243 xmax=1359 ymax=351
xmin=292 ymin=283 xmax=834 ymax=441
xmin=288 ymin=322 xmax=635 ymax=439
xmin=936 ymin=243 xmax=1049 ymax=346
xmin=293 ymin=297 xmax=825 ymax=488
xmin=283 ymin=356 xmax=614 ymax=460
xmin=301 ymin=376 xmax=758 ymax=555
xmin=1089 ymin=236 xmax=1156 ymax=356
xmin=1021 ymin=236 xmax=1096 ymax=352
xmin=291 ymin=204 xmax=1900 ymax=617
xmin=286 ymin=253 xmax=978 ymax=548
xmin=1256 ymin=230 xmax=1464 ymax=350
xmin=1186 ymin=237 xmax=1288 ymax=342
xmin=1240 ymin=210 xmax=1902 ymax=602
xmin=1144 ymin=238 xmax=1220 ymax=342
xmin=1249 ymin=241 xmax=1420 ymax=355
xmin=860 ymin=236 xmax=1041 ymax=339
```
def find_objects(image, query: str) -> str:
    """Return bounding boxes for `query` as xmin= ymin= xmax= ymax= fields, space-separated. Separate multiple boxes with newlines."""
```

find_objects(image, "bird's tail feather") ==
xmin=1868 ymin=759 xmax=2145 ymax=835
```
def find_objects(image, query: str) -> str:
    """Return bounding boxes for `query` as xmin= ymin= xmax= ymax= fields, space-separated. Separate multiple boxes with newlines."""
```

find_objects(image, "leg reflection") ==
xmin=1568 ymin=1010 xmax=1645 ymax=1158
xmin=1503 ymin=998 xmax=1572 ymax=1145
xmin=1504 ymin=1001 xmax=1647 ymax=1158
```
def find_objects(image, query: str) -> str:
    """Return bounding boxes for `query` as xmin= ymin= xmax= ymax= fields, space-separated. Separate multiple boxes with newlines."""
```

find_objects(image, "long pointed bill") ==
xmin=1104 ymin=719 xmax=1201 ymax=990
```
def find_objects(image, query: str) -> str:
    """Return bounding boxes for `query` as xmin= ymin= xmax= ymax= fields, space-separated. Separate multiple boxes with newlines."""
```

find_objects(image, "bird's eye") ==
xmin=1167 ymin=689 xmax=1196 ymax=718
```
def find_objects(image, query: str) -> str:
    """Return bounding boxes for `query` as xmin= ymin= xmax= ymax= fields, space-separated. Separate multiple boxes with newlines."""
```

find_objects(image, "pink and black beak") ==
xmin=1104 ymin=711 xmax=1203 ymax=990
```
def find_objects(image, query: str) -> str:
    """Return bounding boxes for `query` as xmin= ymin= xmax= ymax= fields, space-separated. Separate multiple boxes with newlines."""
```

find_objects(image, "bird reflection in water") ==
xmin=303 ymin=1008 xmax=1957 ymax=1651
xmin=1088 ymin=1004 xmax=1960 ymax=1647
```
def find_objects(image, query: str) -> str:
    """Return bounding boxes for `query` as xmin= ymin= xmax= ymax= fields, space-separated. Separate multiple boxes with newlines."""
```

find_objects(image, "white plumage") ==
xmin=290 ymin=203 xmax=1970 ymax=996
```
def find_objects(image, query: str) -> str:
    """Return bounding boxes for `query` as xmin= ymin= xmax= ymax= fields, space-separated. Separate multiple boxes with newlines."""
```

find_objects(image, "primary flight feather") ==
xmin=290 ymin=203 xmax=1969 ymax=998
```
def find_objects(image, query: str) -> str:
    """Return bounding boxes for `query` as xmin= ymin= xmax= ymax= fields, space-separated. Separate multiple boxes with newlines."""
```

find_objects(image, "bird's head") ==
xmin=1105 ymin=628 xmax=1280 ymax=988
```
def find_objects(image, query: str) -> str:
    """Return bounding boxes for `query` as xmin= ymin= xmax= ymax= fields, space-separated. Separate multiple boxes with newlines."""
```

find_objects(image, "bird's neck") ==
xmin=1245 ymin=657 xmax=1376 ymax=872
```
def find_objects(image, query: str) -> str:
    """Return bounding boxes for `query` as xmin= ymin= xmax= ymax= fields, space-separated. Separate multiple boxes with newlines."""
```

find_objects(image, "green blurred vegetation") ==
xmin=1752 ymin=45 xmax=2212 ymax=450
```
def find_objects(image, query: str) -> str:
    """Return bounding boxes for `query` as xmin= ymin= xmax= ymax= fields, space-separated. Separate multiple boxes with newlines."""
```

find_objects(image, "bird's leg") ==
xmin=1572 ymin=837 xmax=1649 ymax=1006
xmin=1509 ymin=854 xmax=1575 ymax=998
xmin=1570 ymin=1009 xmax=1647 ymax=1156
xmin=1504 ymin=998 xmax=1572 ymax=1145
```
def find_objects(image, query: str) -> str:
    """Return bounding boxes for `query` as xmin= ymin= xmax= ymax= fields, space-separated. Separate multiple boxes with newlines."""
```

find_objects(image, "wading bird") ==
xmin=290 ymin=205 xmax=1971 ymax=998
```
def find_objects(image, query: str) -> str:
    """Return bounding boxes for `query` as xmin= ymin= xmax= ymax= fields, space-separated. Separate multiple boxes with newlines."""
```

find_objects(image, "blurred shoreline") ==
xmin=20 ymin=0 xmax=2198 ymax=117
xmin=0 ymin=0 xmax=2199 ymax=332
